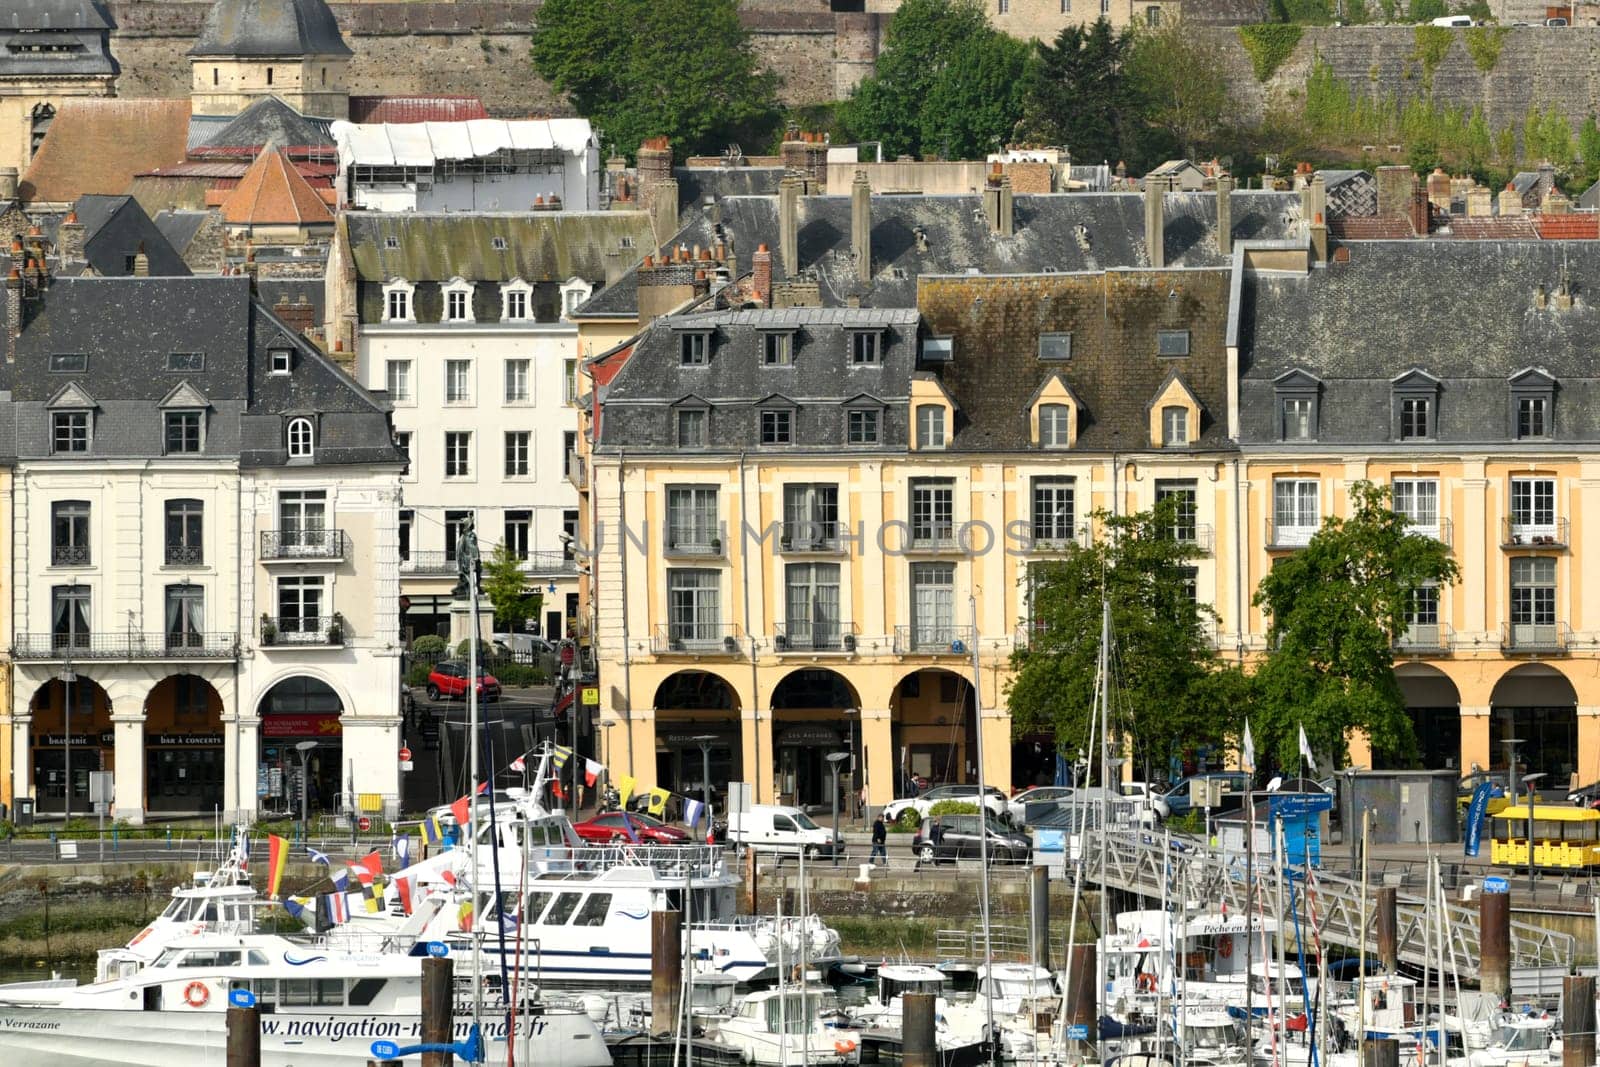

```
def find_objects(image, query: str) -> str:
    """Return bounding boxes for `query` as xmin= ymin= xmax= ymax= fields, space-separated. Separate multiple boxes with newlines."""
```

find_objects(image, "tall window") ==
xmin=505 ymin=511 xmax=531 ymax=560
xmin=564 ymin=358 xmax=578 ymax=404
xmin=850 ymin=332 xmax=880 ymax=365
xmin=667 ymin=569 xmax=721 ymax=646
xmin=504 ymin=431 xmax=530 ymax=477
xmin=667 ymin=486 xmax=719 ymax=552
xmin=504 ymin=287 xmax=529 ymax=321
xmin=1404 ymin=583 xmax=1440 ymax=648
xmin=847 ymin=409 xmax=880 ymax=445
xmin=761 ymin=409 xmax=793 ymax=446
xmin=910 ymin=562 xmax=955 ymax=648
xmin=276 ymin=576 xmax=325 ymax=635
xmin=286 ymin=417 xmax=314 ymax=459
xmin=783 ymin=484 xmax=840 ymax=547
xmin=1039 ymin=404 xmax=1071 ymax=448
xmin=398 ymin=509 xmax=412 ymax=563
xmin=165 ymin=499 xmax=204 ymax=565
xmin=445 ymin=288 xmax=470 ymax=322
xmin=1162 ymin=406 xmax=1189 ymax=447
xmin=916 ymin=405 xmax=946 ymax=449
xmin=563 ymin=431 xmax=577 ymax=479
xmin=1518 ymin=396 xmax=1549 ymax=439
xmin=385 ymin=287 xmax=411 ymax=322
xmin=1272 ymin=478 xmax=1319 ymax=547
xmin=1282 ymin=397 xmax=1313 ymax=440
xmin=504 ymin=359 xmax=530 ymax=403
xmin=1031 ymin=478 xmax=1075 ymax=544
xmin=445 ymin=360 xmax=471 ymax=404
xmin=386 ymin=360 xmax=412 ymax=402
xmin=1154 ymin=480 xmax=1198 ymax=543
xmin=445 ymin=432 xmax=471 ymax=477
xmin=1509 ymin=557 xmax=1556 ymax=644
xmin=52 ymin=411 xmax=89 ymax=454
xmin=278 ymin=491 xmax=327 ymax=554
xmin=1400 ymin=397 xmax=1431 ymax=439
xmin=562 ymin=510 xmax=579 ymax=560
xmin=910 ymin=478 xmax=954 ymax=546
xmin=395 ymin=430 xmax=412 ymax=471
xmin=1510 ymin=476 xmax=1555 ymax=538
xmin=52 ymin=500 xmax=91 ymax=566
xmin=444 ymin=510 xmax=472 ymax=562
xmin=763 ymin=333 xmax=793 ymax=366
xmin=1392 ymin=478 xmax=1439 ymax=538
xmin=676 ymin=409 xmax=707 ymax=449
xmin=785 ymin=562 xmax=841 ymax=650
xmin=164 ymin=411 xmax=203 ymax=454
xmin=680 ymin=333 xmax=710 ymax=366
xmin=165 ymin=584 xmax=205 ymax=649
xmin=51 ymin=585 xmax=90 ymax=650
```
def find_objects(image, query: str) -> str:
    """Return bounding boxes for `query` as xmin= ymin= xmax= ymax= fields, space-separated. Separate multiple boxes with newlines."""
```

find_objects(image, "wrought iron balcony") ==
xmin=1501 ymin=620 xmax=1568 ymax=655
xmin=521 ymin=551 xmax=579 ymax=575
xmin=401 ymin=551 xmax=456 ymax=575
xmin=906 ymin=526 xmax=962 ymax=553
xmin=1023 ymin=517 xmax=1093 ymax=553
xmin=664 ymin=533 xmax=726 ymax=558
xmin=260 ymin=615 xmax=346 ymax=647
xmin=1501 ymin=517 xmax=1569 ymax=550
xmin=260 ymin=528 xmax=349 ymax=561
xmin=51 ymin=544 xmax=90 ymax=567
xmin=164 ymin=543 xmax=204 ymax=566
xmin=1402 ymin=517 xmax=1452 ymax=548
xmin=778 ymin=521 xmax=847 ymax=554
xmin=1265 ymin=518 xmax=1317 ymax=551
xmin=1159 ymin=522 xmax=1213 ymax=554
xmin=11 ymin=631 xmax=239 ymax=660
xmin=652 ymin=623 xmax=743 ymax=655
xmin=893 ymin=624 xmax=977 ymax=655
xmin=1393 ymin=621 xmax=1453 ymax=656
xmin=772 ymin=621 xmax=856 ymax=653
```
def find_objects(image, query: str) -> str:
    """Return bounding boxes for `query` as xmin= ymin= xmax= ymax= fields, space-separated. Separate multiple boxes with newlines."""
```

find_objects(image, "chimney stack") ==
xmin=1499 ymin=182 xmax=1524 ymax=217
xmin=1410 ymin=181 xmax=1430 ymax=236
xmin=779 ymin=175 xmax=800 ymax=278
xmin=1216 ymin=174 xmax=1234 ymax=257
xmin=637 ymin=136 xmax=677 ymax=238
xmin=57 ymin=211 xmax=85 ymax=266
xmin=1145 ymin=175 xmax=1166 ymax=269
xmin=851 ymin=169 xmax=872 ymax=284
xmin=998 ymin=173 xmax=1014 ymax=237
xmin=982 ymin=164 xmax=1014 ymax=237
xmin=133 ymin=242 xmax=150 ymax=277
xmin=1466 ymin=186 xmax=1492 ymax=217
xmin=4 ymin=268 xmax=22 ymax=363
xmin=0 ymin=167 xmax=17 ymax=202
xmin=1375 ymin=165 xmax=1416 ymax=219
xmin=1427 ymin=167 xmax=1451 ymax=212
xmin=752 ymin=243 xmax=772 ymax=306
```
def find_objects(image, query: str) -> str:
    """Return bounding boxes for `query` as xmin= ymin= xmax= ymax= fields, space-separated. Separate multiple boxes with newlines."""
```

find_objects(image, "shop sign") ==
xmin=38 ymin=731 xmax=114 ymax=747
xmin=777 ymin=724 xmax=841 ymax=747
xmin=659 ymin=731 xmax=734 ymax=747
xmin=261 ymin=713 xmax=343 ymax=738
xmin=150 ymin=733 xmax=224 ymax=747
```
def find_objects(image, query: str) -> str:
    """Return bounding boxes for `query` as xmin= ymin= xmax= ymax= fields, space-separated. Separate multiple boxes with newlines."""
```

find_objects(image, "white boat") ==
xmin=708 ymin=987 xmax=861 ymax=1066
xmin=975 ymin=963 xmax=1056 ymax=1017
xmin=0 ymin=932 xmax=611 ymax=1067
xmin=1467 ymin=1014 xmax=1561 ymax=1067
xmin=97 ymin=841 xmax=264 ymax=981
xmin=847 ymin=965 xmax=995 ymax=1058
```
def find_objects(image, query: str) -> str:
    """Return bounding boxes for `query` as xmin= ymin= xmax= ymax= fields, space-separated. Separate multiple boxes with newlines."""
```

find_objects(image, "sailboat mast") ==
xmin=1097 ymin=597 xmax=1111 ymax=1012
xmin=968 ymin=594 xmax=996 ymax=1064
xmin=465 ymin=527 xmax=484 ymax=1029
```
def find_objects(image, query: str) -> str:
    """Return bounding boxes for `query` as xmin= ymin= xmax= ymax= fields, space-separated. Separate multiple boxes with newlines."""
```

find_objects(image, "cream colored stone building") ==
xmin=0 ymin=0 xmax=118 ymax=180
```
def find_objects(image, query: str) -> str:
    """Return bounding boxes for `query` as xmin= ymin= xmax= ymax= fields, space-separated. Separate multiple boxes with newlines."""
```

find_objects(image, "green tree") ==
xmin=1251 ymin=481 xmax=1459 ymax=771
xmin=530 ymin=0 xmax=779 ymax=159
xmin=1407 ymin=0 xmax=1447 ymax=20
xmin=481 ymin=543 xmax=543 ymax=632
xmin=1541 ymin=105 xmax=1575 ymax=167
xmin=1006 ymin=501 xmax=1240 ymax=782
xmin=1578 ymin=115 xmax=1600 ymax=184
xmin=1125 ymin=18 xmax=1233 ymax=159
xmin=1018 ymin=18 xmax=1138 ymax=165
xmin=1495 ymin=123 xmax=1518 ymax=169
xmin=843 ymin=0 xmax=1030 ymax=159
xmin=1464 ymin=108 xmax=1493 ymax=172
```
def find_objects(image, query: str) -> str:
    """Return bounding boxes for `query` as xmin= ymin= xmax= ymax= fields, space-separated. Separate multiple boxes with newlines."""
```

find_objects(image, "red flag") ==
xmin=353 ymin=850 xmax=383 ymax=884
xmin=395 ymin=876 xmax=414 ymax=916
xmin=441 ymin=869 xmax=457 ymax=887
xmin=551 ymin=778 xmax=564 ymax=799
xmin=450 ymin=793 xmax=472 ymax=827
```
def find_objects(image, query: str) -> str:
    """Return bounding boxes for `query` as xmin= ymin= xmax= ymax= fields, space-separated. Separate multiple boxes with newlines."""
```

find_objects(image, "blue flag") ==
xmin=1464 ymin=781 xmax=1496 ymax=857
xmin=307 ymin=846 xmax=330 ymax=867
xmin=392 ymin=834 xmax=411 ymax=868
xmin=330 ymin=866 xmax=349 ymax=893
xmin=683 ymin=798 xmax=704 ymax=829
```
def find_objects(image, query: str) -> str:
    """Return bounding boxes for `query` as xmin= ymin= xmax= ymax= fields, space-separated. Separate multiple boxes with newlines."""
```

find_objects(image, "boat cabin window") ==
xmin=545 ymin=892 xmax=582 ymax=925
xmin=179 ymin=950 xmax=242 ymax=967
xmin=349 ymin=979 xmax=387 ymax=1007
xmin=161 ymin=898 xmax=186 ymax=919
xmin=1494 ymin=1027 xmax=1549 ymax=1053
xmin=524 ymin=891 xmax=552 ymax=922
xmin=573 ymin=893 xmax=612 ymax=926
xmin=270 ymin=978 xmax=346 ymax=1007
xmin=248 ymin=951 xmax=269 ymax=966
xmin=153 ymin=948 xmax=183 ymax=967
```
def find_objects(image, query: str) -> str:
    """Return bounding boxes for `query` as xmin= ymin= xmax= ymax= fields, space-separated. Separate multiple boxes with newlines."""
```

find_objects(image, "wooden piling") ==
xmin=1375 ymin=886 xmax=1398 ymax=972
xmin=902 ymin=992 xmax=937 ymax=1067
xmin=1063 ymin=943 xmax=1097 ymax=1042
xmin=421 ymin=955 xmax=453 ymax=1067
xmin=226 ymin=1005 xmax=260 ymax=1067
xmin=1563 ymin=975 xmax=1596 ymax=1067
xmin=1030 ymin=865 xmax=1049 ymax=972
xmin=1479 ymin=889 xmax=1510 ymax=1003
xmin=1363 ymin=1038 xmax=1400 ymax=1067
xmin=652 ymin=909 xmax=683 ymax=1037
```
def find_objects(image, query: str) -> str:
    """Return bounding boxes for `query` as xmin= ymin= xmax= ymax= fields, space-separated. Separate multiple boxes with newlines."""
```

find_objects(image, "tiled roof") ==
xmin=20 ymin=98 xmax=190 ymax=204
xmin=1328 ymin=217 xmax=1414 ymax=240
xmin=1436 ymin=216 xmax=1539 ymax=240
xmin=348 ymin=96 xmax=489 ymax=124
xmin=219 ymin=147 xmax=334 ymax=226
xmin=1533 ymin=214 xmax=1600 ymax=240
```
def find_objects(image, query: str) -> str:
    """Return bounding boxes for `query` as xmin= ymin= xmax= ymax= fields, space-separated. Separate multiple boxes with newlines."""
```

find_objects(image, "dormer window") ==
xmin=270 ymin=347 xmax=292 ymax=374
xmin=763 ymin=331 xmax=794 ymax=366
xmin=1392 ymin=369 xmax=1440 ymax=442
xmin=915 ymin=404 xmax=946 ymax=450
xmin=921 ymin=336 xmax=953 ymax=364
xmin=560 ymin=279 xmax=593 ymax=319
xmin=1274 ymin=368 xmax=1321 ymax=442
xmin=383 ymin=280 xmax=414 ymax=323
xmin=850 ymin=331 xmax=881 ymax=366
xmin=164 ymin=411 xmax=203 ymax=454
xmin=1039 ymin=404 xmax=1071 ymax=448
xmin=1162 ymin=406 xmax=1189 ymax=447
xmin=680 ymin=332 xmax=711 ymax=366
xmin=1509 ymin=368 xmax=1556 ymax=440
xmin=52 ymin=411 xmax=90 ymax=453
xmin=443 ymin=279 xmax=474 ymax=323
xmin=287 ymin=417 xmax=315 ymax=460
xmin=761 ymin=409 xmax=794 ymax=446
xmin=1400 ymin=397 xmax=1430 ymax=439
xmin=502 ymin=284 xmax=530 ymax=322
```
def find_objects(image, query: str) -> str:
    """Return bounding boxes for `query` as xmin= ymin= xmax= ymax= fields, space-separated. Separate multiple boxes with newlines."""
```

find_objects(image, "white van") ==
xmin=1430 ymin=14 xmax=1472 ymax=24
xmin=726 ymin=804 xmax=842 ymax=860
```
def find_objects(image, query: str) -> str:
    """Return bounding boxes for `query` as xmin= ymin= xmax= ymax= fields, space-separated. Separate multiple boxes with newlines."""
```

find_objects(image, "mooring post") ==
xmin=1030 ymin=865 xmax=1050 ymax=972
xmin=1563 ymin=975 xmax=1596 ymax=1067
xmin=652 ymin=909 xmax=683 ymax=1037
xmin=1479 ymin=889 xmax=1511 ymax=1004
xmin=421 ymin=954 xmax=453 ymax=1067
xmin=226 ymin=1005 xmax=260 ymax=1067
xmin=902 ymin=992 xmax=937 ymax=1067
xmin=1375 ymin=885 xmax=1397 ymax=973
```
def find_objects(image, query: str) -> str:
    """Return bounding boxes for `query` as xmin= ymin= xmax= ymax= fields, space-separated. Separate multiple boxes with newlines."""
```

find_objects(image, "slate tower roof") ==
xmin=188 ymin=0 xmax=352 ymax=58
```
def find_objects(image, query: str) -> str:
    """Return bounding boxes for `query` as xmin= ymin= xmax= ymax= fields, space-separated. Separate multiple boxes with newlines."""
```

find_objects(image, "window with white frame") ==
xmin=394 ymin=430 xmax=412 ymax=471
xmin=1282 ymin=397 xmax=1313 ymax=440
xmin=443 ymin=282 xmax=473 ymax=322
xmin=270 ymin=347 xmax=292 ymax=374
xmin=667 ymin=569 xmax=721 ymax=646
xmin=53 ymin=410 xmax=90 ymax=453
xmin=667 ymin=486 xmax=720 ymax=552
xmin=1509 ymin=557 xmax=1556 ymax=645
xmin=1162 ymin=405 xmax=1189 ymax=447
xmin=910 ymin=478 xmax=954 ymax=546
xmin=504 ymin=359 xmax=530 ymax=403
xmin=564 ymin=358 xmax=578 ymax=404
xmin=676 ymin=409 xmax=707 ymax=449
xmin=1399 ymin=396 xmax=1431 ymax=440
xmin=444 ymin=432 xmax=471 ymax=478
xmin=910 ymin=562 xmax=955 ymax=648
xmin=502 ymin=283 xmax=531 ymax=322
xmin=1039 ymin=404 xmax=1071 ymax=448
xmin=286 ymin=417 xmax=314 ymax=459
xmin=383 ymin=281 xmax=413 ymax=323
xmin=1510 ymin=476 xmax=1556 ymax=539
xmin=561 ymin=282 xmax=592 ymax=319
xmin=1031 ymin=478 xmax=1075 ymax=545
xmin=915 ymin=404 xmax=946 ymax=449
xmin=504 ymin=431 xmax=530 ymax=477
xmin=1403 ymin=583 xmax=1440 ymax=648
xmin=276 ymin=575 xmax=325 ymax=634
xmin=1154 ymin=480 xmax=1198 ymax=543
xmin=1272 ymin=478 xmax=1318 ymax=546
xmin=385 ymin=359 xmax=412 ymax=402
xmin=445 ymin=360 xmax=471 ymax=404
xmin=504 ymin=511 xmax=531 ymax=559
xmin=1392 ymin=478 xmax=1439 ymax=539
xmin=165 ymin=584 xmax=205 ymax=649
xmin=1518 ymin=395 xmax=1549 ymax=439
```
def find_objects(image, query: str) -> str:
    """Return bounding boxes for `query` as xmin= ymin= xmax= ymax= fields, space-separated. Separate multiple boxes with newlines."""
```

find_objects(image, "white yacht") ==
xmin=707 ymin=986 xmax=861 ymax=1066
xmin=0 ymin=932 xmax=611 ymax=1067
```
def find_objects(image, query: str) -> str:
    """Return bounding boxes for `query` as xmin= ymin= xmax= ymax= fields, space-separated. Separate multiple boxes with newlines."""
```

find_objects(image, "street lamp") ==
xmin=693 ymin=734 xmax=716 ymax=836
xmin=826 ymin=751 xmax=850 ymax=867
xmin=58 ymin=663 xmax=77 ymax=820
xmin=1522 ymin=771 xmax=1546 ymax=898
xmin=295 ymin=741 xmax=319 ymax=829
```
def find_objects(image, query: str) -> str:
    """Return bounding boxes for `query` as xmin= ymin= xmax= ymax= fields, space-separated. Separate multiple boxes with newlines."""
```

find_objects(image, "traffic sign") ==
xmin=371 ymin=1040 xmax=401 ymax=1060
xmin=1066 ymin=1025 xmax=1089 ymax=1040
xmin=425 ymin=941 xmax=449 ymax=958
xmin=581 ymin=686 xmax=599 ymax=706
xmin=398 ymin=746 xmax=412 ymax=762
xmin=1483 ymin=875 xmax=1509 ymax=894
xmin=358 ymin=815 xmax=372 ymax=832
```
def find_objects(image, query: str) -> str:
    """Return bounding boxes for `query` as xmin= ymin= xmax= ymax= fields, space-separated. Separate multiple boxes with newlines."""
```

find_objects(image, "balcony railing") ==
xmin=779 ymin=521 xmax=847 ymax=554
xmin=1159 ymin=522 xmax=1213 ymax=554
xmin=1022 ymin=518 xmax=1092 ymax=553
xmin=1402 ymin=516 xmax=1453 ymax=548
xmin=664 ymin=532 xmax=726 ymax=558
xmin=261 ymin=528 xmax=349 ymax=561
xmin=1393 ymin=621 xmax=1453 ymax=655
xmin=907 ymin=526 xmax=962 ymax=553
xmin=11 ymin=631 xmax=239 ymax=660
xmin=401 ymin=551 xmax=455 ymax=575
xmin=261 ymin=615 xmax=346 ymax=647
xmin=51 ymin=544 xmax=90 ymax=566
xmin=1501 ymin=620 xmax=1569 ymax=655
xmin=1266 ymin=518 xmax=1317 ymax=551
xmin=893 ymin=624 xmax=978 ymax=655
xmin=1502 ymin=517 xmax=1569 ymax=550
xmin=1014 ymin=622 xmax=1051 ymax=650
xmin=652 ymin=623 xmax=743 ymax=655
xmin=772 ymin=621 xmax=857 ymax=653
xmin=165 ymin=543 xmax=204 ymax=566
xmin=523 ymin=551 xmax=580 ymax=575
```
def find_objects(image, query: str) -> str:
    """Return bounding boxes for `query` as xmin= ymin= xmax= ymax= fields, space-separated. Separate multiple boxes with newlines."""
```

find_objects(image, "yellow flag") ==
xmin=647 ymin=787 xmax=671 ymax=817
xmin=617 ymin=775 xmax=636 ymax=806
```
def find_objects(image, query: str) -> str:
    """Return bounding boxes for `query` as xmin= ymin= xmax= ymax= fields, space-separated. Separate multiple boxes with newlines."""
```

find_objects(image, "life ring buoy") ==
xmin=835 ymin=1039 xmax=858 ymax=1054
xmin=1217 ymin=938 xmax=1234 ymax=960
xmin=1137 ymin=973 xmax=1158 ymax=994
xmin=183 ymin=982 xmax=210 ymax=1008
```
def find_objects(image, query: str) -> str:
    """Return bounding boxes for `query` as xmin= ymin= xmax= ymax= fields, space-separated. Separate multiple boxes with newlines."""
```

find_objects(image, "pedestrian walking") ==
xmin=870 ymin=814 xmax=887 ymax=866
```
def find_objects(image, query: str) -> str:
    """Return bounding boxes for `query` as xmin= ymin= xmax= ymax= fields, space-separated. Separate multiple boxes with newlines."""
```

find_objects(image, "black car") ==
xmin=912 ymin=814 xmax=1032 ymax=866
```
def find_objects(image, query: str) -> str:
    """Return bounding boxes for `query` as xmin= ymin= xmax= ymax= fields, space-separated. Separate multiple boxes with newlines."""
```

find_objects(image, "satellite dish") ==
xmin=1266 ymin=775 xmax=1284 ymax=793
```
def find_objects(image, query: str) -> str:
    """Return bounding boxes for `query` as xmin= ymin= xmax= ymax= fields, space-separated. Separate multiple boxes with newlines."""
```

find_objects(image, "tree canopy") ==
xmin=482 ymin=543 xmax=543 ymax=632
xmin=1124 ymin=18 xmax=1234 ymax=160
xmin=1018 ymin=19 xmax=1138 ymax=167
xmin=1006 ymin=501 xmax=1243 ymax=782
xmin=531 ymin=0 xmax=780 ymax=160
xmin=1250 ymin=480 xmax=1459 ymax=771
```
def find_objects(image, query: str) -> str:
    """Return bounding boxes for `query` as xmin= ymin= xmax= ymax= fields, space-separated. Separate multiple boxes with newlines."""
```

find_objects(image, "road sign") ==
xmin=398 ymin=746 xmax=412 ymax=762
xmin=1066 ymin=1025 xmax=1089 ymax=1040
xmin=425 ymin=941 xmax=449 ymax=958
xmin=358 ymin=815 xmax=372 ymax=832
xmin=581 ymin=686 xmax=599 ymax=706
xmin=371 ymin=1040 xmax=401 ymax=1060
xmin=229 ymin=988 xmax=257 ymax=1009
xmin=1483 ymin=875 xmax=1510 ymax=894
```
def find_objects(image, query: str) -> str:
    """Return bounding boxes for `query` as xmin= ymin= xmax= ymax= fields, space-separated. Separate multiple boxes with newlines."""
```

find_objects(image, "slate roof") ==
xmin=154 ymin=209 xmax=214 ymax=255
xmin=348 ymin=95 xmax=489 ymax=124
xmin=69 ymin=194 xmax=192 ymax=276
xmin=596 ymin=308 xmax=920 ymax=453
xmin=191 ymin=96 xmax=334 ymax=154
xmin=20 ymin=99 xmax=191 ymax=204
xmin=7 ymin=275 xmax=395 ymax=467
xmin=1 ymin=0 xmax=117 ymax=77
xmin=220 ymin=146 xmax=333 ymax=225
xmin=189 ymin=0 xmax=352 ymax=57
xmin=344 ymin=211 xmax=654 ymax=284
xmin=1239 ymin=240 xmax=1600 ymax=447
xmin=672 ymin=166 xmax=785 ymax=224
xmin=575 ymin=190 xmax=1300 ymax=318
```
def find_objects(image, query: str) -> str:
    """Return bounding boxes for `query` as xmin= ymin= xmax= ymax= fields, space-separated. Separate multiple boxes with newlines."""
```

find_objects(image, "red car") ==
xmin=573 ymin=812 xmax=689 ymax=845
xmin=425 ymin=660 xmax=502 ymax=702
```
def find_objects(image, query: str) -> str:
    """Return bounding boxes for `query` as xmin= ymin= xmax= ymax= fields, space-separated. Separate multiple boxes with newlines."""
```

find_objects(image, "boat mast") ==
xmin=1096 ymin=596 xmax=1111 ymax=1036
xmin=459 ymin=520 xmax=484 ymax=1032
xmin=968 ymin=594 xmax=996 ymax=1065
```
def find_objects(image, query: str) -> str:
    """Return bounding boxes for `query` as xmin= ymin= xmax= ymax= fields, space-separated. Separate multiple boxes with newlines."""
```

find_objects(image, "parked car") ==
xmin=1154 ymin=772 xmax=1250 ymax=820
xmin=1008 ymin=785 xmax=1075 ymax=825
xmin=573 ymin=811 xmax=689 ymax=845
xmin=492 ymin=632 xmax=560 ymax=677
xmin=882 ymin=784 xmax=1009 ymax=824
xmin=912 ymin=814 xmax=1032 ymax=866
xmin=425 ymin=660 xmax=502 ymax=702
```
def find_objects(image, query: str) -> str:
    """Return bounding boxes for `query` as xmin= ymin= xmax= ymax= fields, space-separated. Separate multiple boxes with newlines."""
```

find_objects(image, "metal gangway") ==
xmin=1081 ymin=830 xmax=1574 ymax=979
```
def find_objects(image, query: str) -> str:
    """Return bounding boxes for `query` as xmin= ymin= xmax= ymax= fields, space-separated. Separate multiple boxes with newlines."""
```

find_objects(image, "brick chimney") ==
xmin=57 ymin=210 xmax=85 ymax=266
xmin=752 ymin=243 xmax=772 ymax=306
xmin=1145 ymin=175 xmax=1166 ymax=269
xmin=133 ymin=241 xmax=150 ymax=277
xmin=1375 ymin=165 xmax=1416 ymax=219
xmin=274 ymin=295 xmax=316 ymax=338
xmin=850 ymin=169 xmax=871 ymax=284
xmin=1499 ymin=182 xmax=1524 ymax=217
xmin=1216 ymin=174 xmax=1234 ymax=257
xmin=636 ymin=252 xmax=698 ymax=326
xmin=779 ymin=175 xmax=801 ymax=278
xmin=637 ymin=136 xmax=676 ymax=234
xmin=1427 ymin=167 xmax=1451 ymax=213
xmin=1410 ymin=181 xmax=1430 ymax=236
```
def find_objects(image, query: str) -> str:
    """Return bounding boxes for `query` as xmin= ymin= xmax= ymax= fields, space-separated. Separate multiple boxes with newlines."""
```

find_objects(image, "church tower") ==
xmin=188 ymin=0 xmax=352 ymax=119
xmin=0 ymin=0 xmax=118 ymax=177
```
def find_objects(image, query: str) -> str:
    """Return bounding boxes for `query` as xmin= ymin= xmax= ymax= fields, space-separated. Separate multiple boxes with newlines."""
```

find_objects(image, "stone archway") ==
xmin=1381 ymin=664 xmax=1463 ymax=771
xmin=257 ymin=676 xmax=344 ymax=816
xmin=889 ymin=667 xmax=976 ymax=796
xmin=27 ymin=674 xmax=112 ymax=816
xmin=770 ymin=668 xmax=860 ymax=811
xmin=652 ymin=670 xmax=742 ymax=802
xmin=1490 ymin=664 xmax=1578 ymax=789
xmin=144 ymin=675 xmax=225 ymax=814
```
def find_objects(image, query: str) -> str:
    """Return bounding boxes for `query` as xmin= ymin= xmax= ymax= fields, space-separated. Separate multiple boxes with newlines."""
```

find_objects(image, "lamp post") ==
xmin=1522 ymin=771 xmax=1546 ymax=898
xmin=843 ymin=708 xmax=859 ymax=821
xmin=826 ymin=751 xmax=850 ymax=867
xmin=295 ymin=741 xmax=318 ymax=830
xmin=694 ymin=734 xmax=715 ymax=836
xmin=59 ymin=662 xmax=77 ymax=819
